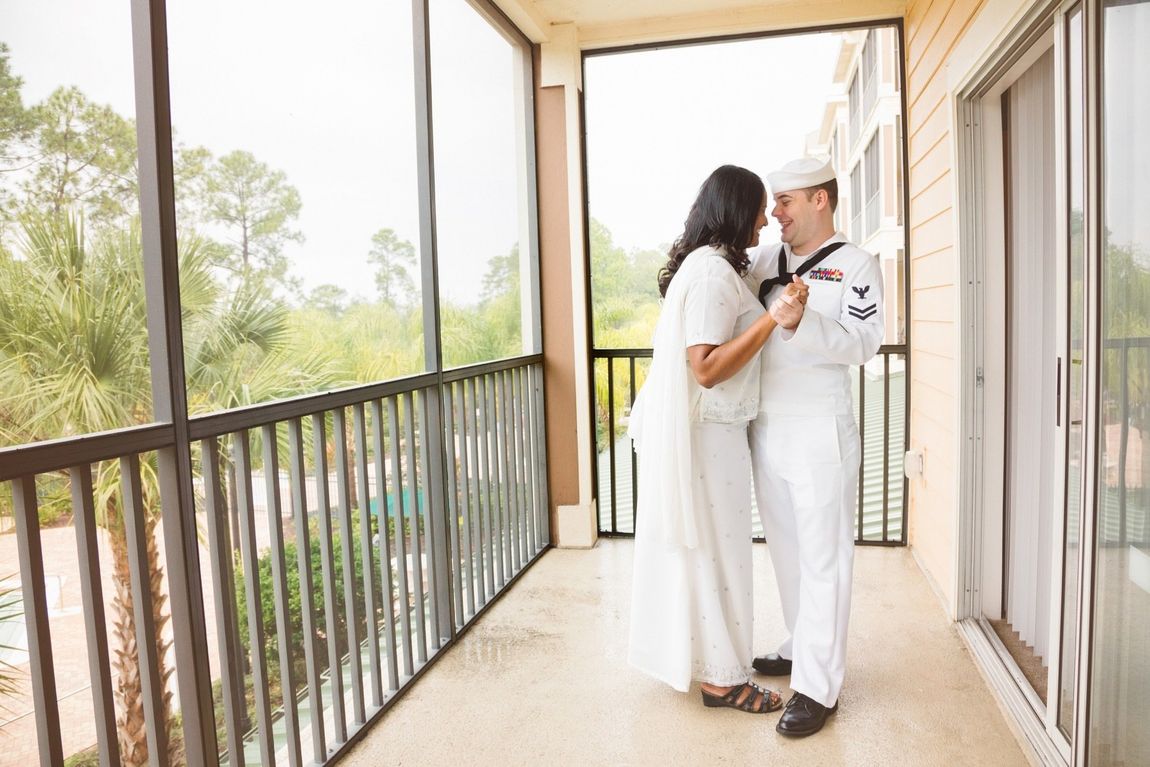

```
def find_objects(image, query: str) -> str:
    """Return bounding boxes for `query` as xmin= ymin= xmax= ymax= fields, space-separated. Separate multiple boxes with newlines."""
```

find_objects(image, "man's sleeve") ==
xmin=783 ymin=254 xmax=885 ymax=365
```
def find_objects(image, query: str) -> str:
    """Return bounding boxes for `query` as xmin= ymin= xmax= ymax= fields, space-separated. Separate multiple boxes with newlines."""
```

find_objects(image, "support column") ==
xmin=536 ymin=24 xmax=598 ymax=547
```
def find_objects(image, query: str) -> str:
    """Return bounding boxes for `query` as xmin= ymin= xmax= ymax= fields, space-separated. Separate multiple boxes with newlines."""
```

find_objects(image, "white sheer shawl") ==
xmin=626 ymin=250 xmax=711 ymax=549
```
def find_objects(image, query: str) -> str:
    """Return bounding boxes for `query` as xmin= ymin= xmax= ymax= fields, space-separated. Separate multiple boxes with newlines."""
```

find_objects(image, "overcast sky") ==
xmin=584 ymin=33 xmax=840 ymax=253
xmin=2 ymin=1 xmax=848 ymax=301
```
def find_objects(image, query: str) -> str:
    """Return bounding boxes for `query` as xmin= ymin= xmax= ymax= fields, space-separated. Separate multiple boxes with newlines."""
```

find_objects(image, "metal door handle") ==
xmin=1056 ymin=357 xmax=1062 ymax=427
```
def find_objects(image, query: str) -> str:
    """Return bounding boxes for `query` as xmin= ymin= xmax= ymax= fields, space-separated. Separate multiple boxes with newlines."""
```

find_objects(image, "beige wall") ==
xmin=904 ymin=0 xmax=988 ymax=611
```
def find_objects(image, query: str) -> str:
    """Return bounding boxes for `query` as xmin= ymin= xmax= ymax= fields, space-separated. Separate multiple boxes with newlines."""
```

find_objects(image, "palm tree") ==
xmin=0 ymin=211 xmax=331 ymax=764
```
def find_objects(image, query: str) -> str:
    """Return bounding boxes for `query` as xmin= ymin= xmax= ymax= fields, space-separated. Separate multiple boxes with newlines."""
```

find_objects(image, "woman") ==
xmin=628 ymin=165 xmax=804 ymax=714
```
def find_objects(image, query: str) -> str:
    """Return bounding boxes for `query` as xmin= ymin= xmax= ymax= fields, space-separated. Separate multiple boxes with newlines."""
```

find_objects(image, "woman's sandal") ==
xmin=701 ymin=681 xmax=783 ymax=714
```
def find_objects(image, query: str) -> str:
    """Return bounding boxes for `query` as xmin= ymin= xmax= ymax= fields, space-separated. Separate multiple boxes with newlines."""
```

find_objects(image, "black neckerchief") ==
xmin=757 ymin=241 xmax=848 ymax=306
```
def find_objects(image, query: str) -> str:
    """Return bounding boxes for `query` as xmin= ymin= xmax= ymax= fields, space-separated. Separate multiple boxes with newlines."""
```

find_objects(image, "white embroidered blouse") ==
xmin=681 ymin=246 xmax=766 ymax=423
xmin=627 ymin=246 xmax=764 ymax=548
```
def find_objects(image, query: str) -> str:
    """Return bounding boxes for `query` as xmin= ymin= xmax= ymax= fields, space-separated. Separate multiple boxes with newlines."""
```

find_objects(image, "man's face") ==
xmin=771 ymin=188 xmax=822 ymax=250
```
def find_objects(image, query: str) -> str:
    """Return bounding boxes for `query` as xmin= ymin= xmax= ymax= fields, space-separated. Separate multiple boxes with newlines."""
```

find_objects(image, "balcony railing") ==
xmin=592 ymin=346 xmax=907 ymax=545
xmin=1 ymin=356 xmax=549 ymax=765
xmin=1101 ymin=336 xmax=1150 ymax=548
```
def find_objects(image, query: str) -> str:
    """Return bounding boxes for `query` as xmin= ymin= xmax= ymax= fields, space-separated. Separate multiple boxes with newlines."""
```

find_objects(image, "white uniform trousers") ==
xmin=750 ymin=412 xmax=861 ymax=707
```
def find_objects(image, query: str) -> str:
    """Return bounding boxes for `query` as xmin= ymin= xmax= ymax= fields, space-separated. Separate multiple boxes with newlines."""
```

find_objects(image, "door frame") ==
xmin=953 ymin=0 xmax=1098 ymax=763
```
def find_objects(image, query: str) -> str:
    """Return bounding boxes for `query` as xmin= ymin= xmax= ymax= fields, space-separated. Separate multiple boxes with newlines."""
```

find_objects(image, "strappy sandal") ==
xmin=700 ymin=681 xmax=783 ymax=714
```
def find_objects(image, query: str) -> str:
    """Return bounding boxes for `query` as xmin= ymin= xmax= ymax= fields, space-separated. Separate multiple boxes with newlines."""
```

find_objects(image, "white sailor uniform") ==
xmin=744 ymin=232 xmax=884 ymax=708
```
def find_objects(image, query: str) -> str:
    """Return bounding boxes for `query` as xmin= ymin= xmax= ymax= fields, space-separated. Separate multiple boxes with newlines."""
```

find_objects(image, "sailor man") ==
xmin=745 ymin=156 xmax=885 ymax=737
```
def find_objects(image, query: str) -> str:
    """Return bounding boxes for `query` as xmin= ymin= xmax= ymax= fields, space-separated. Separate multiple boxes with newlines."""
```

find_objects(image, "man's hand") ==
xmin=771 ymin=274 xmax=806 ymax=329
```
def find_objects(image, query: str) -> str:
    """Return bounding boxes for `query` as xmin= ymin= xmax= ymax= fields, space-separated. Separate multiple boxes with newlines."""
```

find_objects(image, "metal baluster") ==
xmin=403 ymin=392 xmax=428 ymax=662
xmin=416 ymin=390 xmax=442 ymax=647
xmin=629 ymin=357 xmax=638 ymax=524
xmin=120 ymin=454 xmax=172 ymax=763
xmin=286 ymin=420 xmax=326 ymax=763
xmin=262 ymin=424 xmax=302 ymax=767
xmin=443 ymin=383 xmax=465 ymax=627
xmin=369 ymin=400 xmax=400 ymax=692
xmin=201 ymin=440 xmax=245 ymax=766
xmin=232 ymin=434 xmax=275 ymax=765
xmin=352 ymin=405 xmax=382 ymax=707
xmin=485 ymin=374 xmax=505 ymax=587
xmin=512 ymin=367 xmax=529 ymax=563
xmin=468 ymin=376 xmax=490 ymax=606
xmin=883 ymin=353 xmax=891 ymax=542
xmin=528 ymin=363 xmax=544 ymax=549
xmin=311 ymin=414 xmax=346 ymax=742
xmin=456 ymin=381 xmax=477 ymax=617
xmin=12 ymin=475 xmax=63 ymax=765
xmin=386 ymin=396 xmax=414 ymax=676
xmin=500 ymin=370 xmax=520 ymax=574
xmin=519 ymin=367 xmax=536 ymax=558
xmin=332 ymin=408 xmax=365 ymax=725
xmin=534 ymin=363 xmax=552 ymax=544
xmin=607 ymin=358 xmax=617 ymax=533
xmin=69 ymin=464 xmax=121 ymax=766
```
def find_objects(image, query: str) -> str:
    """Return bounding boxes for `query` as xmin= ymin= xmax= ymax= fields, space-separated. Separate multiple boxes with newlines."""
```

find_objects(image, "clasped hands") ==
xmin=770 ymin=275 xmax=808 ymax=330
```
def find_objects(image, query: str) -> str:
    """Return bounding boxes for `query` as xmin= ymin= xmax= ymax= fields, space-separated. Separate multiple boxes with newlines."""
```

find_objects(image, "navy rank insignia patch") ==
xmin=852 ymin=285 xmax=871 ymax=299
xmin=808 ymin=267 xmax=843 ymax=282
xmin=849 ymin=302 xmax=877 ymax=321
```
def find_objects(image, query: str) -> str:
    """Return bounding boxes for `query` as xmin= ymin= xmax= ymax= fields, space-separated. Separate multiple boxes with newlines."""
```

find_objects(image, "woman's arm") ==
xmin=687 ymin=280 xmax=806 ymax=389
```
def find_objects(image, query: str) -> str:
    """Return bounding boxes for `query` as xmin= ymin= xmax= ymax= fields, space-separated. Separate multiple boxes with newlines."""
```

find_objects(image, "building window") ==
xmin=830 ymin=128 xmax=841 ymax=229
xmin=848 ymin=71 xmax=861 ymax=146
xmin=865 ymin=134 xmax=880 ymax=237
xmin=850 ymin=163 xmax=863 ymax=243
xmin=896 ymin=121 xmax=904 ymax=225
xmin=862 ymin=28 xmax=878 ymax=122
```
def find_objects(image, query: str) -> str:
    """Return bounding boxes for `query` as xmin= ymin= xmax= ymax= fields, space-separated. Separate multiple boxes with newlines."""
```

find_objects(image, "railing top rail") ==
xmin=1103 ymin=336 xmax=1150 ymax=349
xmin=0 ymin=355 xmax=546 ymax=478
xmin=441 ymin=354 xmax=543 ymax=382
xmin=0 ymin=423 xmax=175 ymax=482
xmin=591 ymin=348 xmax=654 ymax=358
xmin=187 ymin=372 xmax=440 ymax=440
xmin=592 ymin=344 xmax=908 ymax=357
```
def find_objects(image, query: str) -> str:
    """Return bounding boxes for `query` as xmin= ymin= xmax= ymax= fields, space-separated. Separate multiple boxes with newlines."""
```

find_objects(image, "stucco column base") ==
xmin=555 ymin=502 xmax=599 ymax=548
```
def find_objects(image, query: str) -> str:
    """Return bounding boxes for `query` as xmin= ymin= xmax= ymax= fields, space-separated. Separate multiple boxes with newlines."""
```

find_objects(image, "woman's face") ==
xmin=748 ymin=193 xmax=768 ymax=248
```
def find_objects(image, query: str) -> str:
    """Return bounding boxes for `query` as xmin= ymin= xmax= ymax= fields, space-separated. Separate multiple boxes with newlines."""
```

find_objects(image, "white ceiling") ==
xmin=495 ymin=0 xmax=906 ymax=48
xmin=533 ymin=0 xmax=756 ymax=26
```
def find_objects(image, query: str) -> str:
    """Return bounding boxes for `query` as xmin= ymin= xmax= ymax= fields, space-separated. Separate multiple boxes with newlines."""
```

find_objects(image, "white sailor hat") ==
xmin=766 ymin=156 xmax=837 ymax=194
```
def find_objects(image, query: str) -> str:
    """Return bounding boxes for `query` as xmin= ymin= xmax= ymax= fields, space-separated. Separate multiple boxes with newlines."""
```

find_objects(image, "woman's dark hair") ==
xmin=657 ymin=165 xmax=765 ymax=297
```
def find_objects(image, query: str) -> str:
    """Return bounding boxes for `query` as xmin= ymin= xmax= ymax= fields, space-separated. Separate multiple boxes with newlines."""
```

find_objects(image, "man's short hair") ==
xmin=803 ymin=179 xmax=839 ymax=214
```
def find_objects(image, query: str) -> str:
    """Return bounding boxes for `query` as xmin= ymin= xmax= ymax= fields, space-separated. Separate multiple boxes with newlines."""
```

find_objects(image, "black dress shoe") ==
xmin=775 ymin=692 xmax=838 ymax=737
xmin=751 ymin=652 xmax=792 ymax=676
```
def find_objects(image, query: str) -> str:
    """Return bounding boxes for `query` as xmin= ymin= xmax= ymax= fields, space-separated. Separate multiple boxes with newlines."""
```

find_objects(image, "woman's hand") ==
xmin=783 ymin=275 xmax=809 ymax=305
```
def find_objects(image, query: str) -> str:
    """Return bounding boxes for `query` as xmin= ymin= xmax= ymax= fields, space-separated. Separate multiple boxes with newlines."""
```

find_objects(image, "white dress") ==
xmin=627 ymin=246 xmax=765 ymax=691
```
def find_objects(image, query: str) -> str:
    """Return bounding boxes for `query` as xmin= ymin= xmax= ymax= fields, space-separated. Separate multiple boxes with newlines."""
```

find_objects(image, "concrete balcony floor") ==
xmin=343 ymin=540 xmax=1028 ymax=766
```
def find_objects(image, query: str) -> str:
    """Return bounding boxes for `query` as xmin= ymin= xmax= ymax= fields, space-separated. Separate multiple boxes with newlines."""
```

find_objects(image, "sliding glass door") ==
xmin=1058 ymin=1 xmax=1086 ymax=740
xmin=1000 ymin=43 xmax=1058 ymax=708
xmin=1089 ymin=0 xmax=1150 ymax=761
xmin=967 ymin=1 xmax=1150 ymax=762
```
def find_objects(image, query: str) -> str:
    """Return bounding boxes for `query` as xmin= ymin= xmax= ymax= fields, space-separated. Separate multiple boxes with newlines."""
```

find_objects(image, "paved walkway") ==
xmin=0 ymin=524 xmax=222 ymax=765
